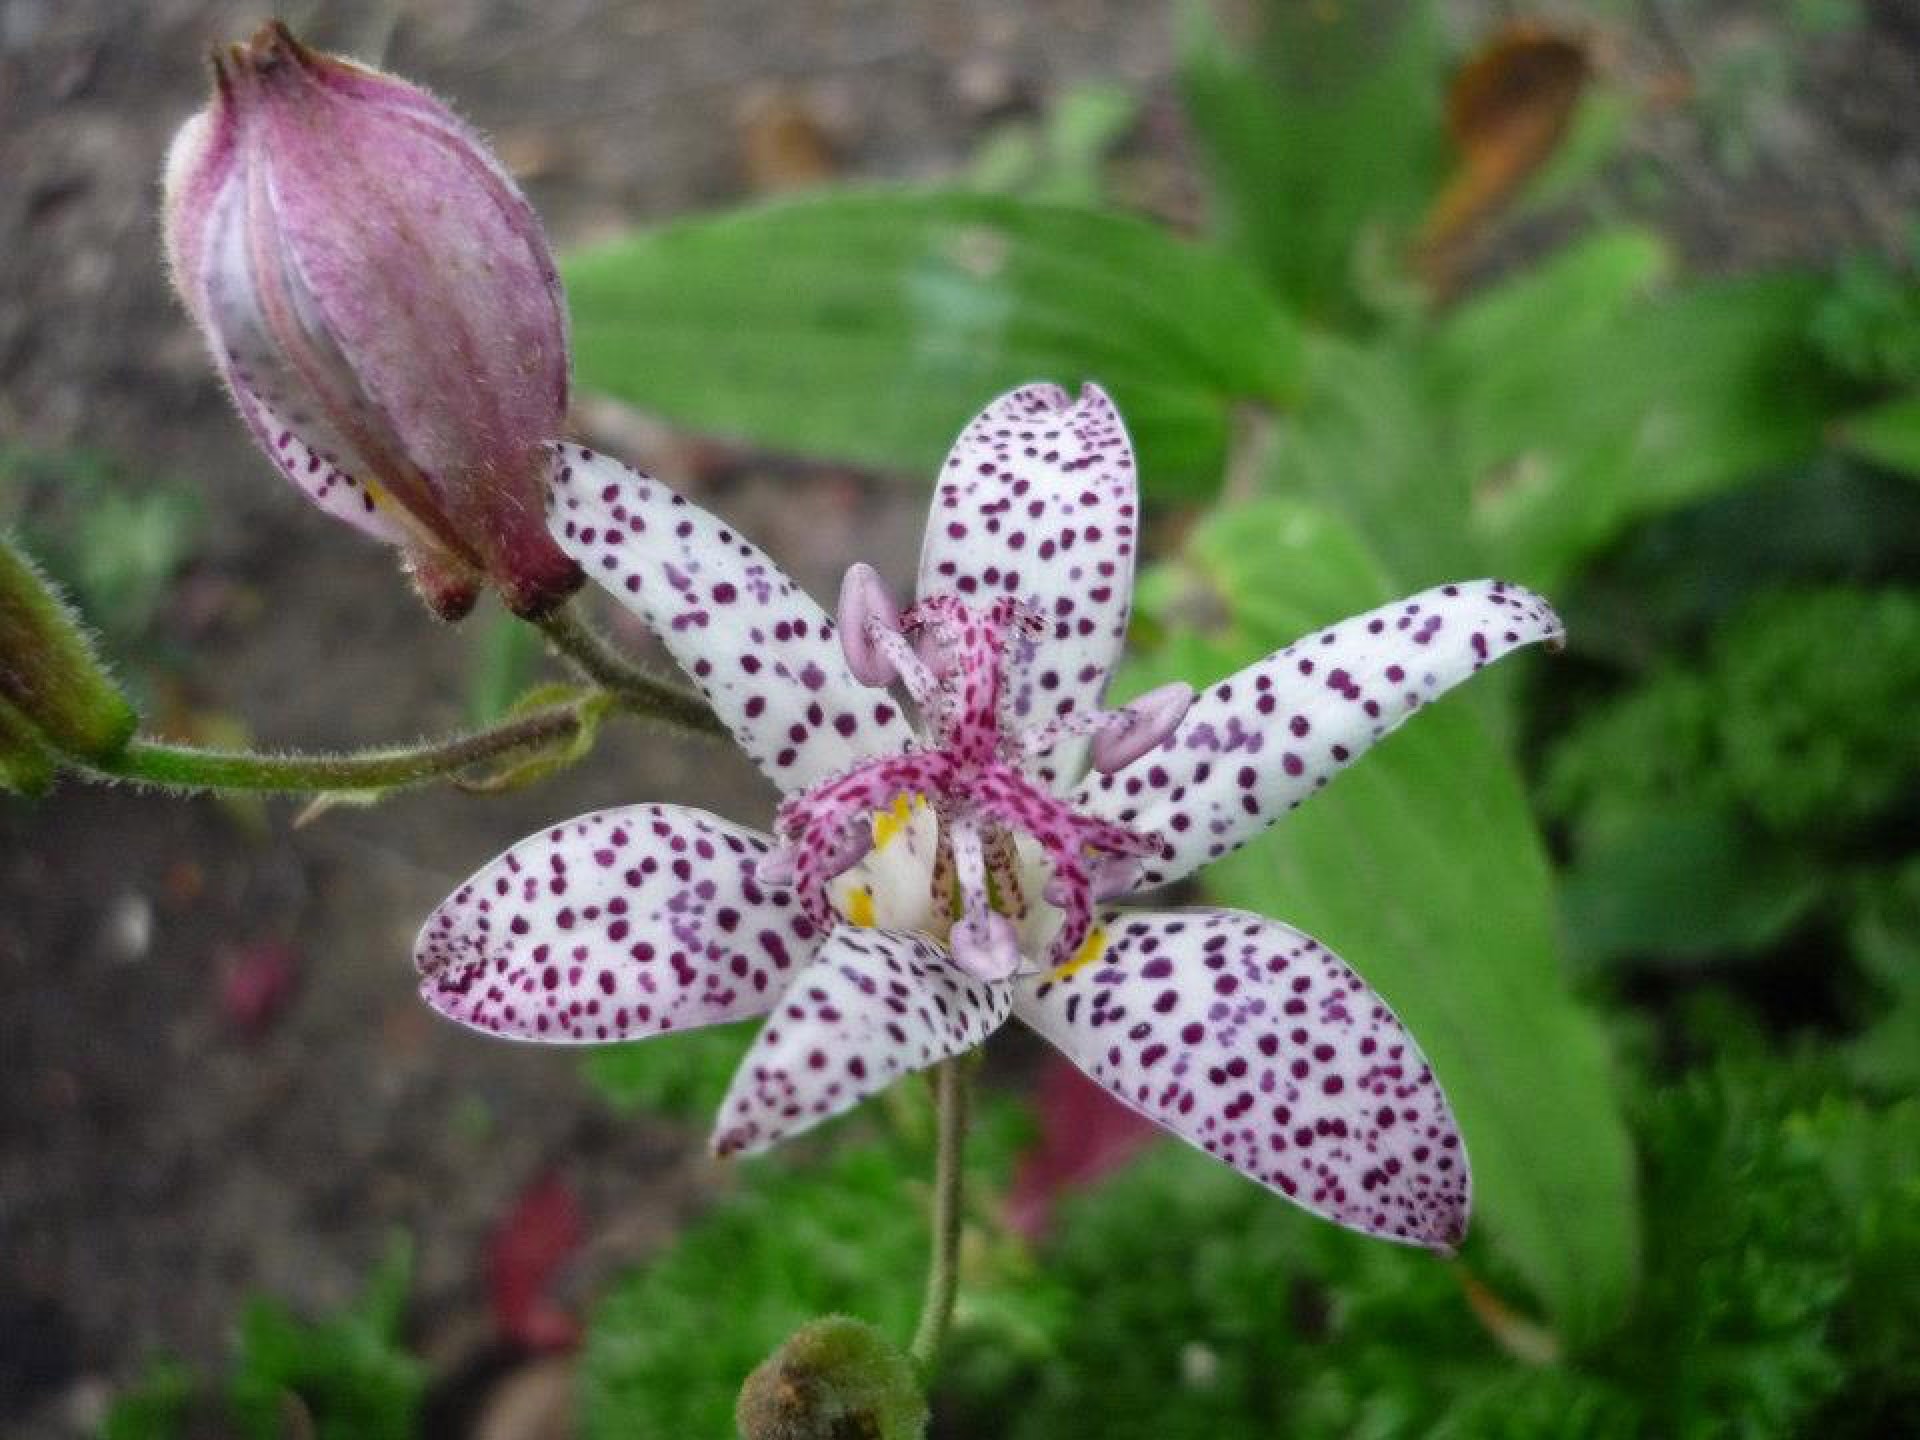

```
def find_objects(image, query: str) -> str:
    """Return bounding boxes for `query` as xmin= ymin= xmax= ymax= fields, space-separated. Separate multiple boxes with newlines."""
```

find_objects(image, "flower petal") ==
xmin=550 ymin=445 xmax=915 ymax=790
xmin=1014 ymin=908 xmax=1469 ymax=1251
xmin=232 ymin=386 xmax=411 ymax=543
xmin=918 ymin=383 xmax=1139 ymax=787
xmin=1080 ymin=579 xmax=1563 ymax=888
xmin=711 ymin=928 xmax=1013 ymax=1156
xmin=415 ymin=804 xmax=820 ymax=1042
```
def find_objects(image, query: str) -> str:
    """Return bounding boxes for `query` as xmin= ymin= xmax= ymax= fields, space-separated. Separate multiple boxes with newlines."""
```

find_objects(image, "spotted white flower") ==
xmin=415 ymin=383 xmax=1563 ymax=1252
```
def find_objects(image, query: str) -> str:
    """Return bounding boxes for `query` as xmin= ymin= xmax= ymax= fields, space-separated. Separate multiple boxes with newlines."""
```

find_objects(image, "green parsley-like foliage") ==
xmin=226 ymin=1236 xmax=423 ymax=1440
xmin=937 ymin=1057 xmax=1916 ymax=1440
xmin=579 ymin=1017 xmax=758 ymax=1121
xmin=1541 ymin=585 xmax=1920 ymax=966
xmin=1810 ymin=248 xmax=1920 ymax=390
xmin=1545 ymin=586 xmax=1920 ymax=842
xmin=97 ymin=1238 xmax=421 ymax=1440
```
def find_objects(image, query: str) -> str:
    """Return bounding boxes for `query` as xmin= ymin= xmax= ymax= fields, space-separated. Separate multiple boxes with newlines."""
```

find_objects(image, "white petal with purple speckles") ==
xmin=1015 ymin=908 xmax=1469 ymax=1251
xmin=549 ymin=446 xmax=915 ymax=791
xmin=415 ymin=805 xmax=821 ymax=1042
xmin=1080 ymin=579 xmax=1563 ymax=888
xmin=918 ymin=383 xmax=1139 ymax=789
xmin=711 ymin=927 xmax=1013 ymax=1156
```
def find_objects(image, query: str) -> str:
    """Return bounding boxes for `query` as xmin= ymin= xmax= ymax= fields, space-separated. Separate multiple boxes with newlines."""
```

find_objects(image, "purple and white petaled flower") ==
xmin=415 ymin=383 xmax=1565 ymax=1252
xmin=162 ymin=23 xmax=580 ymax=620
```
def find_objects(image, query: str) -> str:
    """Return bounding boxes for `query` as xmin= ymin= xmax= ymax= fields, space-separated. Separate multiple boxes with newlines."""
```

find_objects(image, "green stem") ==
xmin=81 ymin=703 xmax=583 ymax=794
xmin=910 ymin=1058 xmax=971 ymax=1373
xmin=532 ymin=604 xmax=723 ymax=736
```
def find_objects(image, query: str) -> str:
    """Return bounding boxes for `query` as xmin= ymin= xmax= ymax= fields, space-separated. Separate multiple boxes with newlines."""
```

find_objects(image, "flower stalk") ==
xmin=532 ymin=604 xmax=724 ymax=736
xmin=81 ymin=702 xmax=586 ymax=795
xmin=909 ymin=1057 xmax=971 ymax=1373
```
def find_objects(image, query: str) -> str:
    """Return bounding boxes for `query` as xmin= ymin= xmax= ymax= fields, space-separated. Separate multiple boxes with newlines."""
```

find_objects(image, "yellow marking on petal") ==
xmin=846 ymin=886 xmax=877 ymax=928
xmin=871 ymin=792 xmax=917 ymax=850
xmin=1048 ymin=925 xmax=1107 ymax=983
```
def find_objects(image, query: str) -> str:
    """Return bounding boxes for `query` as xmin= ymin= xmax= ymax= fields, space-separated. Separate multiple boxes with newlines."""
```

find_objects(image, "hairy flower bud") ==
xmin=162 ymin=22 xmax=582 ymax=619
xmin=735 ymin=1316 xmax=927 ymax=1440
xmin=0 ymin=532 xmax=136 ymax=764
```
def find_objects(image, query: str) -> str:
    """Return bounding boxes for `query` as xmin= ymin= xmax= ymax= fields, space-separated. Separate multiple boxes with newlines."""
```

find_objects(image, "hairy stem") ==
xmin=910 ymin=1057 xmax=971 ymax=1372
xmin=82 ymin=703 xmax=584 ymax=794
xmin=532 ymin=604 xmax=723 ymax=736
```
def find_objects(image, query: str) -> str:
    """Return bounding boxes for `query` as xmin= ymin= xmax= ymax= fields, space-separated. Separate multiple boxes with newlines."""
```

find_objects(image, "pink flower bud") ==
xmin=161 ymin=23 xmax=581 ymax=619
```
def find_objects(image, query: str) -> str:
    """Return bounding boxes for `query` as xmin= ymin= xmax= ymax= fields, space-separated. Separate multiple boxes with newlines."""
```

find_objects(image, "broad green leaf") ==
xmin=1837 ymin=392 xmax=1920 ymax=478
xmin=1264 ymin=332 xmax=1480 ymax=588
xmin=1428 ymin=231 xmax=1847 ymax=586
xmin=1178 ymin=0 xmax=1447 ymax=322
xmin=565 ymin=190 xmax=1301 ymax=498
xmin=1119 ymin=498 xmax=1638 ymax=1343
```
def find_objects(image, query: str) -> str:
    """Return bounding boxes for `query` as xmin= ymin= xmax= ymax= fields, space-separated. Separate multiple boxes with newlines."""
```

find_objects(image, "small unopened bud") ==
xmin=162 ymin=22 xmax=581 ymax=619
xmin=735 ymin=1316 xmax=927 ymax=1440
xmin=0 ymin=533 xmax=136 ymax=763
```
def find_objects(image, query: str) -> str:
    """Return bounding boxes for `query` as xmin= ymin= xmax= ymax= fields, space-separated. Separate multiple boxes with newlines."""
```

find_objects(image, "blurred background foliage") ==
xmin=87 ymin=0 xmax=1919 ymax=1435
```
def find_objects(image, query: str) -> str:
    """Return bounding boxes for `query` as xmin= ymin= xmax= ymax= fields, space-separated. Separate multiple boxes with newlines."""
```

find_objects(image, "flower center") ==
xmin=764 ymin=565 xmax=1190 ymax=982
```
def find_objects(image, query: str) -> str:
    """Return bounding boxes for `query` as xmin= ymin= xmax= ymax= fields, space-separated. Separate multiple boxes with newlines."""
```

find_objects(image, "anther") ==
xmin=1089 ymin=681 xmax=1194 ymax=773
xmin=950 ymin=911 xmax=1021 ymax=982
xmin=837 ymin=562 xmax=902 ymax=686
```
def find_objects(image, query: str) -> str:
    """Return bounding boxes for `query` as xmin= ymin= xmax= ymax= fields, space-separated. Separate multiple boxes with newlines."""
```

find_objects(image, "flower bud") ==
xmin=735 ymin=1316 xmax=927 ymax=1440
xmin=0 ymin=697 xmax=56 ymax=797
xmin=162 ymin=22 xmax=582 ymax=619
xmin=0 ymin=532 xmax=136 ymax=763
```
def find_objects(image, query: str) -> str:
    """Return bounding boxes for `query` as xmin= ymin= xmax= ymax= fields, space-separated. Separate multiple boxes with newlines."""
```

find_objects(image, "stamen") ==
xmin=754 ymin=845 xmax=797 ymax=887
xmin=836 ymin=562 xmax=904 ymax=686
xmin=951 ymin=911 xmax=1021 ymax=981
xmin=869 ymin=626 xmax=941 ymax=710
xmin=948 ymin=821 xmax=994 ymax=931
xmin=1045 ymin=852 xmax=1143 ymax=905
xmin=1088 ymin=681 xmax=1194 ymax=773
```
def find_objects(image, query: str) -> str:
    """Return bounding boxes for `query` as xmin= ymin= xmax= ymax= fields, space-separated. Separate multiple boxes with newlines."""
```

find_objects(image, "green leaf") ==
xmin=1428 ymin=232 xmax=1848 ymax=586
xmin=564 ymin=189 xmax=1302 ymax=499
xmin=1120 ymin=498 xmax=1638 ymax=1343
xmin=466 ymin=609 xmax=547 ymax=724
xmin=967 ymin=83 xmax=1141 ymax=209
xmin=1837 ymin=392 xmax=1920 ymax=478
xmin=1263 ymin=332 xmax=1480 ymax=588
xmin=1177 ymin=0 xmax=1447 ymax=322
